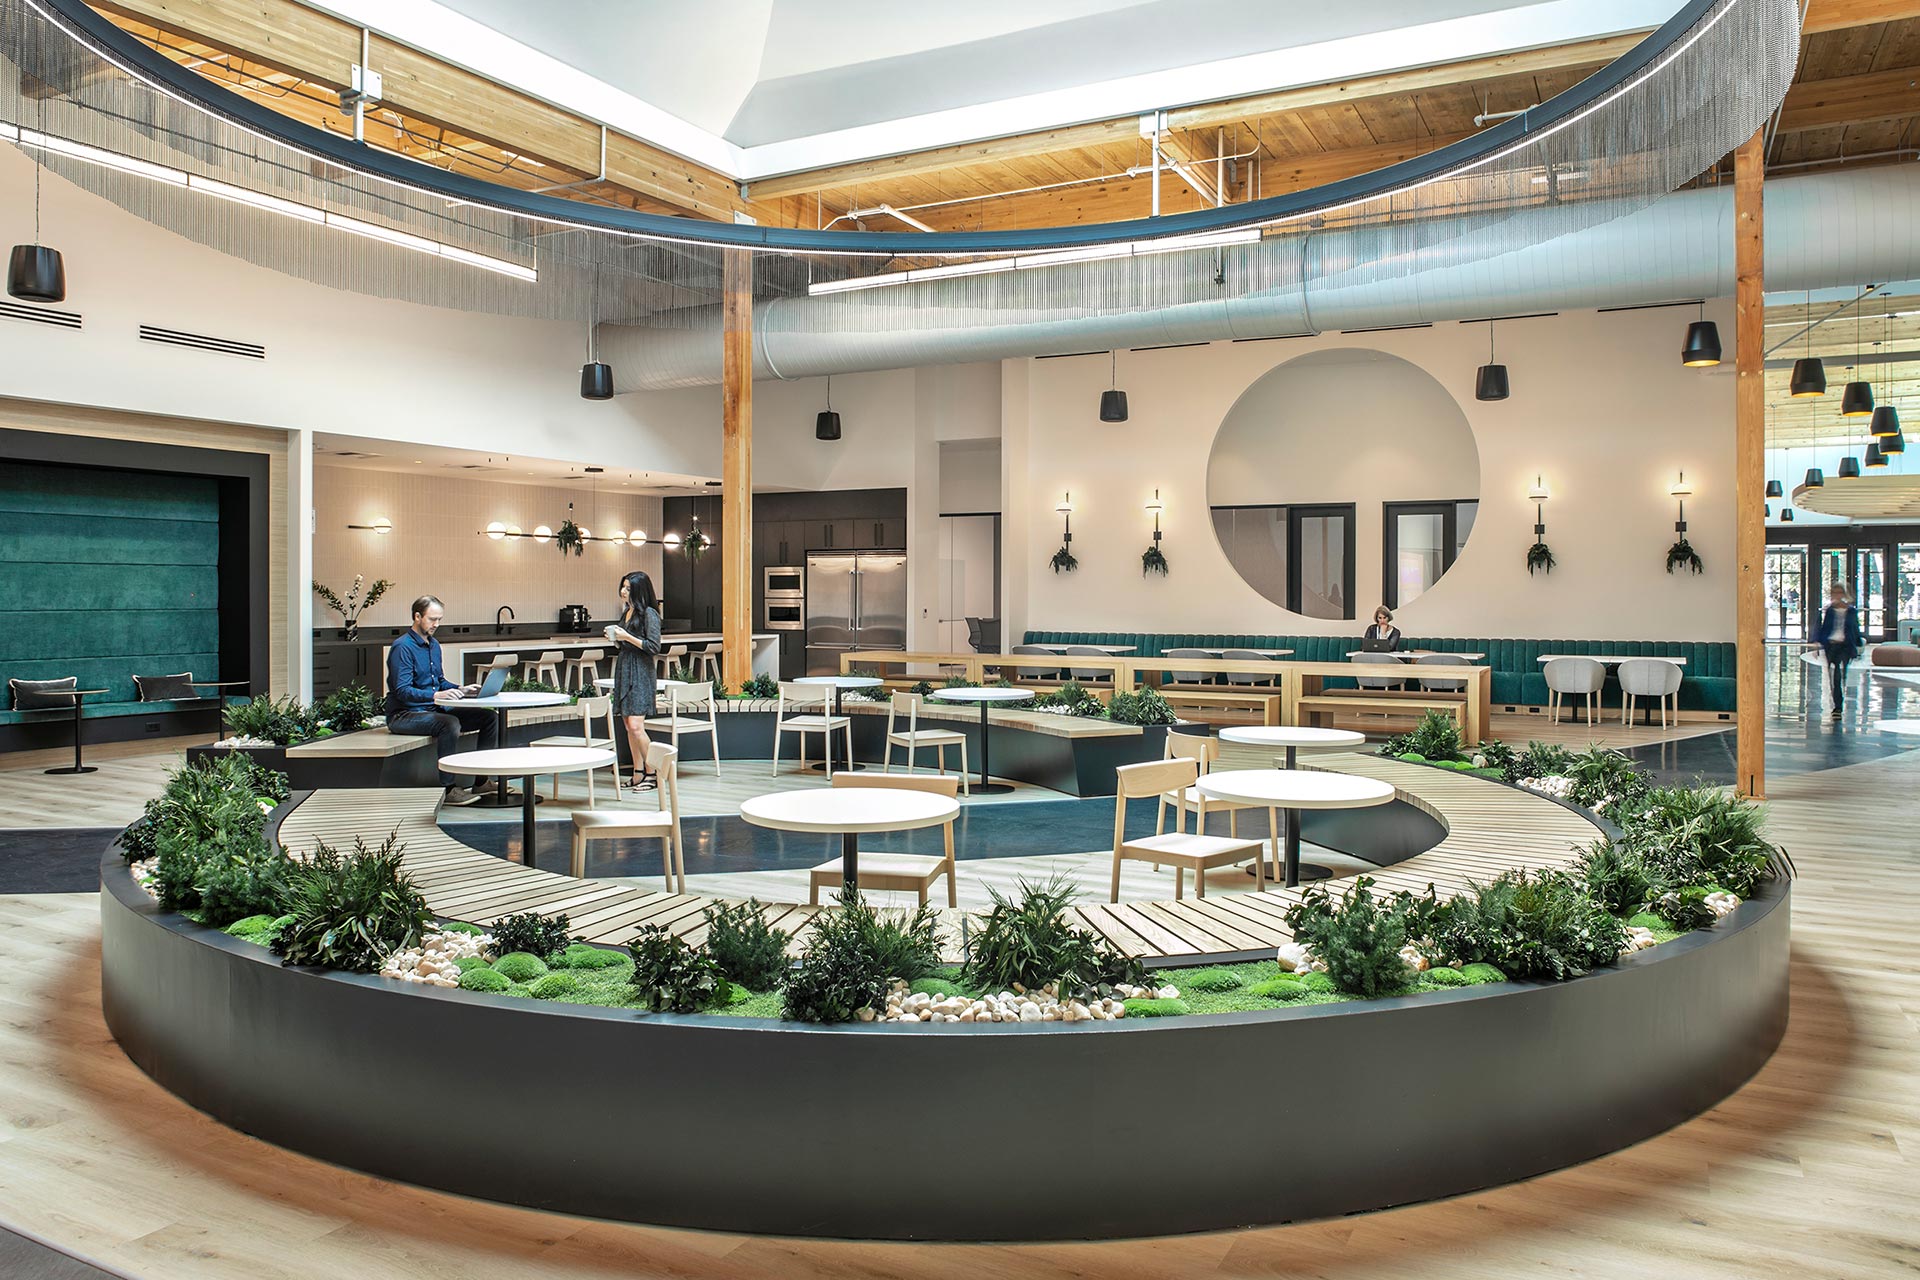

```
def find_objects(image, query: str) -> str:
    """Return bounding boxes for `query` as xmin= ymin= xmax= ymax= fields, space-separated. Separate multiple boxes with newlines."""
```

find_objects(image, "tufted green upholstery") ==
xmin=0 ymin=461 xmax=224 ymax=724
xmin=1023 ymin=631 xmax=1737 ymax=713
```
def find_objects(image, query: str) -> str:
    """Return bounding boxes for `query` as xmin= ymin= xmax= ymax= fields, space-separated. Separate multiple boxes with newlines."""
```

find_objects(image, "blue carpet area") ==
xmin=0 ymin=828 xmax=117 ymax=894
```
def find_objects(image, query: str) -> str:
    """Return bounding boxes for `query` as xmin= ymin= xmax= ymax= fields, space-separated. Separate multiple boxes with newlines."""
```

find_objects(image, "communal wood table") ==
xmin=740 ymin=787 xmax=959 ymax=894
xmin=1196 ymin=768 xmax=1394 ymax=888
xmin=441 ymin=746 xmax=614 ymax=871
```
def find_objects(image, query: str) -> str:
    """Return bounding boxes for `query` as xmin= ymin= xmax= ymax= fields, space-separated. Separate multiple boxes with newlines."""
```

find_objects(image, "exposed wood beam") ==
xmin=720 ymin=250 xmax=753 ymax=694
xmin=1158 ymin=129 xmax=1221 ymax=206
xmin=1801 ymin=0 xmax=1920 ymax=34
xmin=745 ymin=119 xmax=1139 ymax=202
xmin=1776 ymin=64 xmax=1920 ymax=134
xmin=1735 ymin=128 xmax=1765 ymax=800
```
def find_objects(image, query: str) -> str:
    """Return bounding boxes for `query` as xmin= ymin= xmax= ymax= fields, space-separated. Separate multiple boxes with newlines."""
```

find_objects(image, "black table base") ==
xmin=46 ymin=693 xmax=98 ymax=775
xmin=842 ymin=831 xmax=859 ymax=893
xmin=962 ymin=698 xmax=1020 ymax=796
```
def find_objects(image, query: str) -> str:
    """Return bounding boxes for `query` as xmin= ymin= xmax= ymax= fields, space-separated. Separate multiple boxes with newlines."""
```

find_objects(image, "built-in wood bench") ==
xmin=280 ymin=726 xmax=440 ymax=788
xmin=1296 ymin=690 xmax=1466 ymax=733
xmin=1155 ymin=686 xmax=1284 ymax=725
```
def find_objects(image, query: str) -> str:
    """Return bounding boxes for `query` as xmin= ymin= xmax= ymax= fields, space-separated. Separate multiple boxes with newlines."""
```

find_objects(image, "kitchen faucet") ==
xmin=495 ymin=604 xmax=514 ymax=634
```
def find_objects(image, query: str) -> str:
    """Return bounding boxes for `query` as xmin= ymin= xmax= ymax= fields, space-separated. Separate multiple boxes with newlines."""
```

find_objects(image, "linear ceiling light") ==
xmin=1 ymin=122 xmax=537 ymax=282
xmin=806 ymin=228 xmax=1261 ymax=297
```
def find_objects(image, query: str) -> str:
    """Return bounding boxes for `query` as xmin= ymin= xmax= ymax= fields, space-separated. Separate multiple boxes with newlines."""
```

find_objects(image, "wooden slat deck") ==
xmin=272 ymin=754 xmax=1601 ymax=962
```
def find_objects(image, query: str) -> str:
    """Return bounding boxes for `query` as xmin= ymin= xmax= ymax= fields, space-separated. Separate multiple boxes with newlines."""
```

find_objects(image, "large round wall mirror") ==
xmin=1206 ymin=348 xmax=1481 ymax=619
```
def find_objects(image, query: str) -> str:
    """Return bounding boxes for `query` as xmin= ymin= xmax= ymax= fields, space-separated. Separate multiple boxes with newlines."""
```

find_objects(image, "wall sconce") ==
xmin=533 ymin=524 xmax=553 ymax=544
xmin=662 ymin=532 xmax=682 ymax=549
xmin=485 ymin=521 xmax=507 ymax=541
xmin=1524 ymin=475 xmax=1554 ymax=575
xmin=347 ymin=517 xmax=392 ymax=534
xmin=1141 ymin=489 xmax=1168 ymax=576
xmin=1051 ymin=493 xmax=1078 ymax=573
xmin=1666 ymin=472 xmax=1702 ymax=574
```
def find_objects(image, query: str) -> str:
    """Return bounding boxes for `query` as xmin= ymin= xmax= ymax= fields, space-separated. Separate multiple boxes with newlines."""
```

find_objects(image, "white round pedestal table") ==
xmin=1196 ymin=768 xmax=1395 ymax=888
xmin=441 ymin=746 xmax=614 ymax=871
xmin=794 ymin=675 xmax=885 ymax=770
xmin=930 ymin=687 xmax=1034 ymax=795
xmin=1217 ymin=728 xmax=1369 ymax=879
xmin=438 ymin=690 xmax=571 ymax=808
xmin=740 ymin=787 xmax=959 ymax=894
xmin=1874 ymin=720 xmax=1920 ymax=736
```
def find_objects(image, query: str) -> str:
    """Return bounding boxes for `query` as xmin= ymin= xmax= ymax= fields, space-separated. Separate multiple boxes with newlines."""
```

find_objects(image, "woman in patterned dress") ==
xmin=605 ymin=570 xmax=662 ymax=789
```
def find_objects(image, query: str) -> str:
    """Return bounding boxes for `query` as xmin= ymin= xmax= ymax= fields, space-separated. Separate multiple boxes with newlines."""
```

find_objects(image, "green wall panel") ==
xmin=0 ymin=460 xmax=219 ymax=521
xmin=0 ymin=562 xmax=218 ymax=612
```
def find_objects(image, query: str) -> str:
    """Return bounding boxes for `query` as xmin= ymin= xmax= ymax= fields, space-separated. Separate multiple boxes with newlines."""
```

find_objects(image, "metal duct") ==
xmin=600 ymin=166 xmax=1920 ymax=391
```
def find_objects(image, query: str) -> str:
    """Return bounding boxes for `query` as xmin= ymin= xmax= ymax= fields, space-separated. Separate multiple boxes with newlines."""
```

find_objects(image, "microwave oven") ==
xmin=765 ymin=600 xmax=804 ymax=631
xmin=764 ymin=565 xmax=804 ymax=596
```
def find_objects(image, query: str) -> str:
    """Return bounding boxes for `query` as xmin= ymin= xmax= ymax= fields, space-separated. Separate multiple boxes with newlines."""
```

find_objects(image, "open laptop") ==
xmin=1359 ymin=636 xmax=1397 ymax=653
xmin=475 ymin=666 xmax=509 ymax=697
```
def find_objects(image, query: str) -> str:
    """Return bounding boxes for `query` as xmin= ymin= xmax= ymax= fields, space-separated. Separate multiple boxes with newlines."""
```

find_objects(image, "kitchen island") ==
xmin=395 ymin=631 xmax=780 ymax=686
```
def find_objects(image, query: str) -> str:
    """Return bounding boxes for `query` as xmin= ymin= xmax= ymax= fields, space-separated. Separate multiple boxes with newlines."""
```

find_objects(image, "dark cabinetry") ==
xmin=312 ymin=641 xmax=386 ymax=699
xmin=662 ymin=495 xmax=724 ymax=632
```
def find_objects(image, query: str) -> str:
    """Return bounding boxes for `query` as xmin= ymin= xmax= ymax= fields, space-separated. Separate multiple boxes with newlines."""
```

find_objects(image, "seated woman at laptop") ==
xmin=1361 ymin=606 xmax=1402 ymax=652
xmin=386 ymin=594 xmax=498 ymax=804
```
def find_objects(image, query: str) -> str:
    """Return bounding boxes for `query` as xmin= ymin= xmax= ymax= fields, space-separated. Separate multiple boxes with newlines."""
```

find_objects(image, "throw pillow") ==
xmin=9 ymin=676 xmax=79 ymax=711
xmin=134 ymin=672 xmax=199 ymax=702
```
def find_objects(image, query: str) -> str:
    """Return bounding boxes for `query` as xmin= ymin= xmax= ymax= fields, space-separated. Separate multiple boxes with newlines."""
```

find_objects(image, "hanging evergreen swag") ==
xmin=1665 ymin=538 xmax=1703 ymax=574
xmin=684 ymin=521 xmax=712 ymax=561
xmin=554 ymin=519 xmax=585 ymax=556
xmin=1526 ymin=541 xmax=1556 ymax=575
xmin=1141 ymin=544 xmax=1169 ymax=576
xmin=1050 ymin=545 xmax=1078 ymax=574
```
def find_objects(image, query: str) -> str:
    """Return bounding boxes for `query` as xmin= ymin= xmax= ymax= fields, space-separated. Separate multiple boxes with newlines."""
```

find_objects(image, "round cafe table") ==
xmin=740 ymin=787 xmax=958 ymax=894
xmin=794 ymin=675 xmax=884 ymax=770
xmin=930 ymin=686 xmax=1033 ymax=796
xmin=1218 ymin=727 xmax=1367 ymax=877
xmin=441 ymin=746 xmax=613 ymax=871
xmin=438 ymin=690 xmax=569 ymax=807
xmin=1196 ymin=768 xmax=1395 ymax=889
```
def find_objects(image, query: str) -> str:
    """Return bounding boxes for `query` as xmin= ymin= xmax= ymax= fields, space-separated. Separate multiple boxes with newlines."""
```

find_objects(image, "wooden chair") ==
xmin=531 ymin=694 xmax=620 ymax=805
xmin=808 ymin=773 xmax=960 ymax=907
xmin=644 ymin=679 xmax=722 ymax=777
xmin=522 ymin=649 xmax=564 ymax=688
xmin=569 ymin=744 xmax=683 ymax=889
xmin=1155 ymin=729 xmax=1252 ymax=838
xmin=655 ymin=644 xmax=688 ymax=682
xmin=561 ymin=647 xmax=605 ymax=693
xmin=1110 ymin=758 xmax=1265 ymax=902
xmin=772 ymin=681 xmax=852 ymax=776
xmin=881 ymin=691 xmax=968 ymax=795
xmin=473 ymin=653 xmax=516 ymax=686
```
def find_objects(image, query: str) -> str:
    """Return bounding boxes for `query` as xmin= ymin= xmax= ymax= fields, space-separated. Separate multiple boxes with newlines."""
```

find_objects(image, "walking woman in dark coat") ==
xmin=604 ymin=570 xmax=663 ymax=788
xmin=1811 ymin=582 xmax=1863 ymax=717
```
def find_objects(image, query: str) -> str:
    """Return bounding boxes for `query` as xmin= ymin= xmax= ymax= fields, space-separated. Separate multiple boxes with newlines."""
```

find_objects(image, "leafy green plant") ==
xmin=737 ymin=672 xmax=779 ymax=700
xmin=1419 ymin=869 xmax=1626 ymax=980
xmin=909 ymin=680 xmax=935 ymax=697
xmin=273 ymin=833 xmax=431 ymax=973
xmin=195 ymin=838 xmax=293 ymax=927
xmin=529 ymin=972 xmax=579 ymax=999
xmin=1562 ymin=746 xmax=1650 ymax=812
xmin=122 ymin=752 xmax=286 ymax=865
xmin=223 ymin=693 xmax=321 ymax=745
xmin=1123 ymin=997 xmax=1191 ymax=1017
xmin=316 ymin=683 xmax=376 ymax=733
xmin=1031 ymin=681 xmax=1105 ymax=717
xmin=502 ymin=675 xmax=566 ymax=696
xmin=962 ymin=877 xmax=1144 ymax=996
xmin=1666 ymin=538 xmax=1703 ymax=574
xmin=627 ymin=925 xmax=727 ymax=1012
xmin=554 ymin=942 xmax=628 ymax=970
xmin=700 ymin=899 xmax=792 ymax=990
xmin=1474 ymin=739 xmax=1517 ymax=777
xmin=460 ymin=967 xmax=511 ymax=993
xmin=1406 ymin=709 xmax=1464 ymax=762
xmin=783 ymin=890 xmax=942 ymax=1022
xmin=683 ymin=521 xmax=712 ymax=561
xmin=494 ymin=952 xmax=549 ymax=982
xmin=1575 ymin=838 xmax=1661 ymax=914
xmin=943 ymin=675 xmax=979 ymax=689
xmin=1180 ymin=967 xmax=1244 ymax=993
xmin=555 ymin=519 xmax=585 ymax=556
xmin=1654 ymin=885 xmax=1717 ymax=930
xmin=1282 ymin=876 xmax=1422 ymax=998
xmin=1050 ymin=545 xmax=1077 ymax=574
xmin=488 ymin=911 xmax=573 ymax=960
xmin=1247 ymin=976 xmax=1309 ymax=1001
xmin=312 ymin=574 xmax=392 ymax=636
xmin=1620 ymin=785 xmax=1776 ymax=897
xmin=1141 ymin=544 xmax=1169 ymax=576
xmin=1510 ymin=740 xmax=1571 ymax=783
xmin=147 ymin=756 xmax=283 ymax=914
xmin=1106 ymin=687 xmax=1178 ymax=726
xmin=1526 ymin=541 xmax=1557 ymax=575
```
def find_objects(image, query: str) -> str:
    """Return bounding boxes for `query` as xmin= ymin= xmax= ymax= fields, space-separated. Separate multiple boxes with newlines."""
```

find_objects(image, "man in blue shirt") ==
xmin=387 ymin=594 xmax=497 ymax=803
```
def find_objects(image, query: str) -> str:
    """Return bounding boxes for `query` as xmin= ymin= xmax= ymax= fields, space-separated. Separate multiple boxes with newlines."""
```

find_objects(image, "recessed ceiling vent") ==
xmin=451 ymin=463 xmax=503 ymax=472
xmin=137 ymin=324 xmax=265 ymax=359
xmin=1 ymin=298 xmax=82 ymax=329
xmin=325 ymin=449 xmax=380 ymax=459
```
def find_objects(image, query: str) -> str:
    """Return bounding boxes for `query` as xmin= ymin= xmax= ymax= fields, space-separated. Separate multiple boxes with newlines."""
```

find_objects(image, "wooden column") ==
xmin=1734 ymin=130 xmax=1765 ymax=799
xmin=721 ymin=250 xmax=754 ymax=691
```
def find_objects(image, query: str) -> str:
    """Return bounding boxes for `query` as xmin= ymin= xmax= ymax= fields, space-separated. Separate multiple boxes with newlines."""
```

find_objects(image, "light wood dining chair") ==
xmin=531 ymin=694 xmax=619 ymax=806
xmin=1155 ymin=729 xmax=1252 ymax=837
xmin=881 ymin=691 xmax=968 ymax=795
xmin=809 ymin=773 xmax=960 ymax=906
xmin=569 ymin=745 xmax=683 ymax=889
xmin=688 ymin=645 xmax=721 ymax=685
xmin=1110 ymin=758 xmax=1264 ymax=902
xmin=772 ymin=681 xmax=852 ymax=776
xmin=655 ymin=644 xmax=688 ymax=682
xmin=644 ymin=680 xmax=722 ymax=776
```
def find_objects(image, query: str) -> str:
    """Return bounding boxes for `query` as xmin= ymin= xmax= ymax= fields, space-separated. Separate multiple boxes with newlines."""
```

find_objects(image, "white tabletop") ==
xmin=795 ymin=675 xmax=884 ymax=689
xmin=1345 ymin=650 xmax=1486 ymax=661
xmin=1029 ymin=643 xmax=1137 ymax=654
xmin=1218 ymin=727 xmax=1367 ymax=751
xmin=1873 ymin=719 xmax=1920 ymax=736
xmin=739 ymin=788 xmax=959 ymax=834
xmin=440 ymin=747 xmax=614 ymax=776
xmin=1196 ymin=768 xmax=1396 ymax=810
xmin=932 ymin=687 xmax=1035 ymax=704
xmin=1181 ymin=647 xmax=1293 ymax=657
xmin=1537 ymin=655 xmax=1688 ymax=666
xmin=439 ymin=691 xmax=571 ymax=709
xmin=594 ymin=677 xmax=691 ymax=690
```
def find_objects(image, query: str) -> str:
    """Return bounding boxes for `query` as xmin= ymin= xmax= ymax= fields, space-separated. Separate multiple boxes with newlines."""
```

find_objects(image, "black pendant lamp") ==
xmin=816 ymin=375 xmax=842 ymax=441
xmin=579 ymin=271 xmax=613 ymax=399
xmin=1475 ymin=322 xmax=1510 ymax=401
xmin=1681 ymin=301 xmax=1720 ymax=367
xmin=1789 ymin=290 xmax=1825 ymax=396
xmin=1782 ymin=507 xmax=1795 ymax=522
xmin=1100 ymin=350 xmax=1129 ymax=422
xmin=1882 ymin=429 xmax=1906 ymax=455
xmin=1839 ymin=287 xmax=1873 ymax=415
xmin=1870 ymin=405 xmax=1901 ymax=438
xmin=1865 ymin=441 xmax=1886 ymax=468
xmin=1765 ymin=478 xmax=1783 ymax=498
xmin=1838 ymin=455 xmax=1862 ymax=479
xmin=8 ymin=95 xmax=66 ymax=303
xmin=1804 ymin=466 xmax=1825 ymax=488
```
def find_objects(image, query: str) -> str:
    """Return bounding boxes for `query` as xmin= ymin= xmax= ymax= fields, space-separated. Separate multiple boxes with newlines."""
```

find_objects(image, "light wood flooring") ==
xmin=0 ymin=746 xmax=1916 ymax=1275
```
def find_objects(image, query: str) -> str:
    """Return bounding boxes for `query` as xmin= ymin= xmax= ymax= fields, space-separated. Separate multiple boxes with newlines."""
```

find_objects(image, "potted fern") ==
xmin=684 ymin=519 xmax=712 ymax=561
xmin=1050 ymin=544 xmax=1078 ymax=574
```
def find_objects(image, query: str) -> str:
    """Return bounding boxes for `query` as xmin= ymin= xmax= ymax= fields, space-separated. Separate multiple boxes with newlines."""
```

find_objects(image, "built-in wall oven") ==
xmin=764 ymin=565 xmax=806 ymax=632
xmin=764 ymin=566 xmax=804 ymax=596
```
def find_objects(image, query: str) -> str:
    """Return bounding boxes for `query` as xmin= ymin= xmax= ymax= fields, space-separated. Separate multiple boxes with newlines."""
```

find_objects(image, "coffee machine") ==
xmin=558 ymin=604 xmax=592 ymax=634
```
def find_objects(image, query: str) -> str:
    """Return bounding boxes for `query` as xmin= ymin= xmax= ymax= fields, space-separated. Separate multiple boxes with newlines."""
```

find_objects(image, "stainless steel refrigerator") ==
xmin=806 ymin=552 xmax=907 ymax=675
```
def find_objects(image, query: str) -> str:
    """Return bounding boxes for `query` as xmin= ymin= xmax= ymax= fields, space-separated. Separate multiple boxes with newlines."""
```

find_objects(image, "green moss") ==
xmin=458 ymin=967 xmax=512 ymax=993
xmin=554 ymin=943 xmax=629 ymax=970
xmin=1422 ymin=966 xmax=1469 ymax=987
xmin=528 ymin=972 xmax=579 ymax=1000
xmin=1458 ymin=962 xmax=1507 ymax=985
xmin=1178 ymin=967 xmax=1245 ymax=993
xmin=1295 ymin=971 xmax=1335 ymax=993
xmin=1626 ymin=911 xmax=1672 ymax=932
xmin=493 ymin=952 xmax=549 ymax=983
xmin=909 ymin=977 xmax=965 ymax=998
xmin=1398 ymin=752 xmax=1426 ymax=763
xmin=724 ymin=983 xmax=756 ymax=1006
xmin=1246 ymin=977 xmax=1308 ymax=1001
xmin=714 ymin=988 xmax=786 ymax=1018
xmin=1123 ymin=997 xmax=1192 ymax=1018
xmin=453 ymin=956 xmax=492 ymax=974
xmin=440 ymin=921 xmax=483 ymax=936
xmin=225 ymin=913 xmax=275 ymax=935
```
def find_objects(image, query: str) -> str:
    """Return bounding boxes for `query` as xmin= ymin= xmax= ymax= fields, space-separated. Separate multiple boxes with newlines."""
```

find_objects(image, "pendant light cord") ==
xmin=825 ymin=374 xmax=832 ymax=411
xmin=33 ymin=90 xmax=44 ymax=244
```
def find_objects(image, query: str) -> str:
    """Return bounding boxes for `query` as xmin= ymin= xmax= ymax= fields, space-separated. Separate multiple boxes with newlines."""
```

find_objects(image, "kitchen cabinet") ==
xmin=856 ymin=517 xmax=907 ymax=549
xmin=311 ymin=640 xmax=386 ymax=699
xmin=804 ymin=518 xmax=859 ymax=551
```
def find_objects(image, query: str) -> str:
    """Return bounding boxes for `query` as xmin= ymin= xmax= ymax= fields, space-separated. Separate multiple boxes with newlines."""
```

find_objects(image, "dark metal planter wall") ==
xmin=100 ymin=856 xmax=1789 ymax=1241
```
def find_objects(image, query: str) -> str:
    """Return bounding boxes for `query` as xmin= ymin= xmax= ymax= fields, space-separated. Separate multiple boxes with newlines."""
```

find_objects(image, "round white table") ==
xmin=437 ymin=690 xmax=570 ymax=808
xmin=441 ymin=746 xmax=614 ymax=870
xmin=931 ymin=686 xmax=1033 ymax=795
xmin=1217 ymin=728 xmax=1369 ymax=877
xmin=794 ymin=675 xmax=885 ymax=770
xmin=1874 ymin=719 xmax=1920 ymax=736
xmin=1196 ymin=768 xmax=1395 ymax=888
xmin=739 ymin=787 xmax=959 ymax=894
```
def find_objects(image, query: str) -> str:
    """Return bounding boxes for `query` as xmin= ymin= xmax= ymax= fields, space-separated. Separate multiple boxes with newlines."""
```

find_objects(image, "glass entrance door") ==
xmin=1763 ymin=546 xmax=1807 ymax=641
xmin=1855 ymin=547 xmax=1889 ymax=640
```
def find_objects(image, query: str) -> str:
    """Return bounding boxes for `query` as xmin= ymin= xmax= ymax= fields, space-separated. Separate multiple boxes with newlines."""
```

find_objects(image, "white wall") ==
xmin=939 ymin=440 xmax=1002 ymax=513
xmin=312 ymin=466 xmax=663 ymax=631
xmin=1007 ymin=304 xmax=1736 ymax=642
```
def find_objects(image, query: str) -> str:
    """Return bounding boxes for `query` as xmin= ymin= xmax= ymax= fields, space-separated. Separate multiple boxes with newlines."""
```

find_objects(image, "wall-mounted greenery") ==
xmin=555 ymin=519 xmax=585 ymax=557
xmin=1526 ymin=540 xmax=1556 ymax=575
xmin=1666 ymin=537 xmax=1703 ymax=574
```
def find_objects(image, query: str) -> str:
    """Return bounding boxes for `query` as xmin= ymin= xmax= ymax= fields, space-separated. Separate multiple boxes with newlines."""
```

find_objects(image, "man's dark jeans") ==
xmin=388 ymin=704 xmax=498 ymax=786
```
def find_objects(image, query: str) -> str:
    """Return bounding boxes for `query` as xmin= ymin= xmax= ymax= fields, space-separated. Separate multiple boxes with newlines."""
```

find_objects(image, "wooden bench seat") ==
xmin=286 ymin=727 xmax=434 ymax=758
xmin=1296 ymin=692 xmax=1464 ymax=731
xmin=1156 ymin=687 xmax=1283 ymax=725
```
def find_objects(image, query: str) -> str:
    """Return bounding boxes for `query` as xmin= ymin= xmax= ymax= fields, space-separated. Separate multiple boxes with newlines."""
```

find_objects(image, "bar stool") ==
xmin=522 ymin=650 xmax=564 ymax=688
xmin=655 ymin=644 xmax=688 ymax=681
xmin=473 ymin=653 xmax=516 ymax=687
xmin=689 ymin=644 xmax=721 ymax=685
xmin=562 ymin=647 xmax=605 ymax=693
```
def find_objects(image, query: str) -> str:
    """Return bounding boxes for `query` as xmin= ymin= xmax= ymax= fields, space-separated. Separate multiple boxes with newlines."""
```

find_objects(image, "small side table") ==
xmin=46 ymin=688 xmax=109 ymax=776
xmin=930 ymin=687 xmax=1033 ymax=796
xmin=440 ymin=746 xmax=614 ymax=870
xmin=438 ymin=690 xmax=571 ymax=806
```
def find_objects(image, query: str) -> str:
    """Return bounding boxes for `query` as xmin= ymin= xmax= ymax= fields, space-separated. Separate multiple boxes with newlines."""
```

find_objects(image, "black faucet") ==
xmin=495 ymin=604 xmax=514 ymax=634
